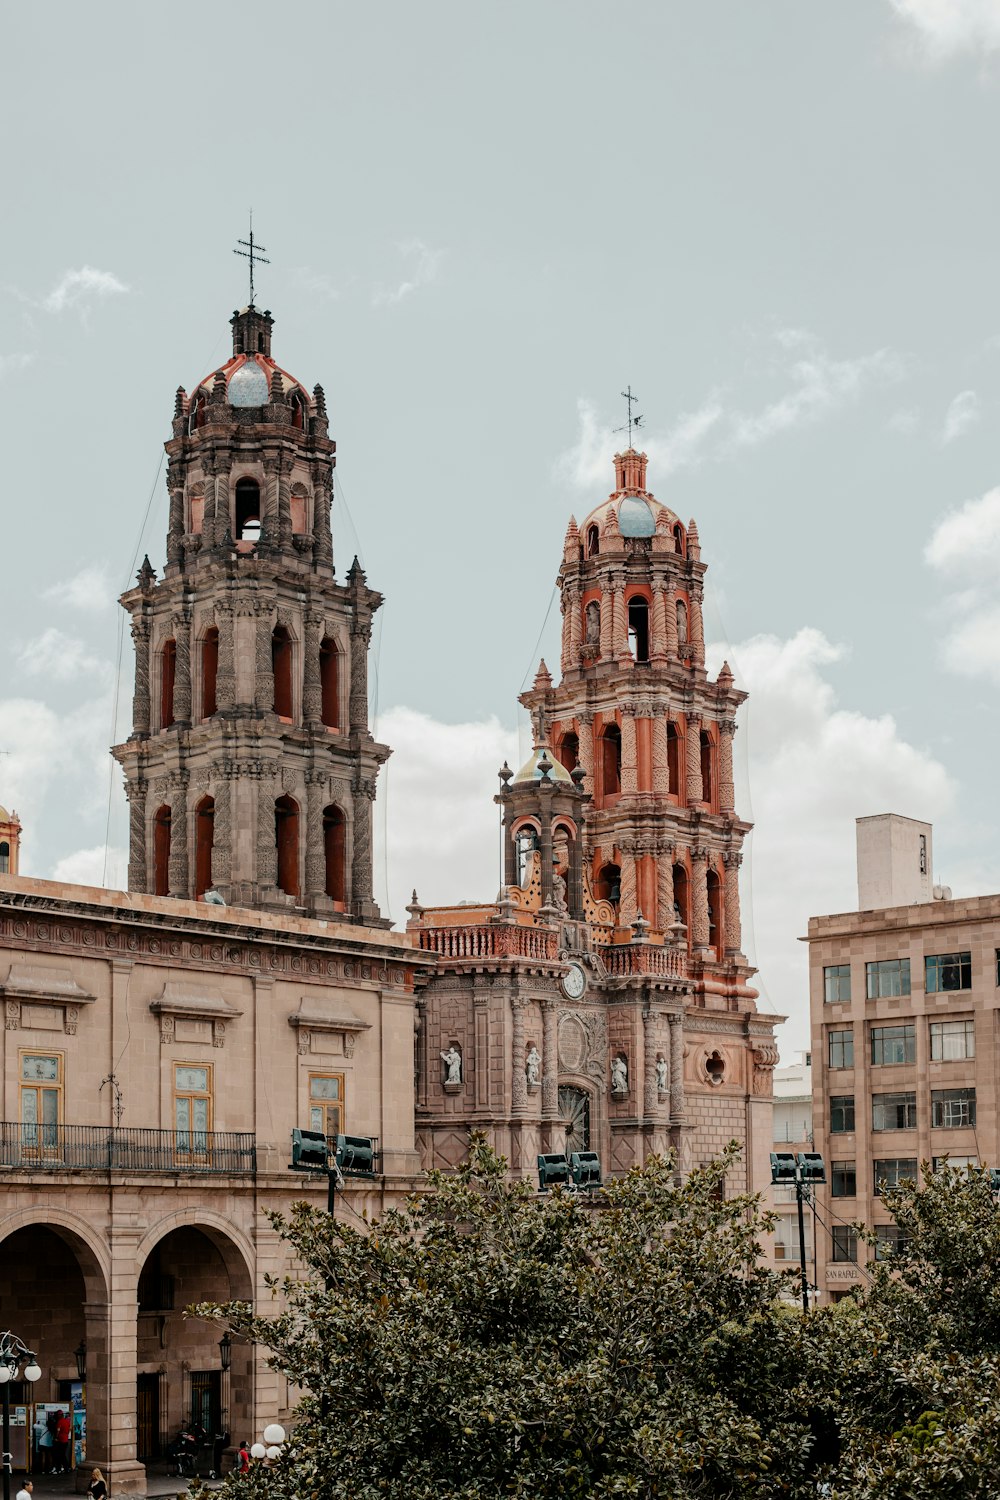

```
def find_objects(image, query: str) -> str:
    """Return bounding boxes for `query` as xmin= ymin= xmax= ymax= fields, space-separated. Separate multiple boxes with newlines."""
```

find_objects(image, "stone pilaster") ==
xmin=619 ymin=843 xmax=638 ymax=928
xmin=511 ymin=997 xmax=527 ymax=1115
xmin=305 ymin=770 xmax=327 ymax=901
xmin=577 ymin=713 xmax=594 ymax=793
xmin=668 ymin=1012 xmax=685 ymax=1124
xmin=690 ymin=580 xmax=706 ymax=667
xmin=643 ymin=1009 xmax=657 ymax=1118
xmin=212 ymin=774 xmax=233 ymax=889
xmin=216 ymin=603 xmax=236 ymax=712
xmin=349 ymin=619 xmax=371 ymax=732
xmin=172 ymin=612 xmax=192 ymax=725
xmin=723 ymin=850 xmax=743 ymax=955
xmin=254 ymin=614 xmax=274 ymax=712
xmin=656 ymin=845 xmax=675 ymax=931
xmin=126 ymin=780 xmax=147 ymax=893
xmin=168 ymin=776 xmax=189 ymax=897
xmin=685 ymin=712 xmax=703 ymax=805
xmin=541 ymin=999 xmax=558 ymax=1118
xmin=302 ymin=610 xmax=323 ymax=725
xmin=351 ymin=778 xmax=375 ymax=918
xmin=130 ymin=618 xmax=151 ymax=739
xmin=620 ymin=708 xmax=638 ymax=796
xmin=718 ymin=719 xmax=736 ymax=813
xmin=665 ymin=580 xmax=679 ymax=658
xmin=256 ymin=770 xmax=277 ymax=890
xmin=651 ymin=710 xmax=669 ymax=797
xmin=313 ymin=470 xmax=334 ymax=571
xmin=691 ymin=847 xmax=710 ymax=950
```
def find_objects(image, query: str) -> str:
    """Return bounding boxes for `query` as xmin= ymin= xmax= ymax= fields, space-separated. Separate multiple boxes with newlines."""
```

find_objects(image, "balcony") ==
xmin=414 ymin=922 xmax=559 ymax=963
xmin=598 ymin=942 xmax=686 ymax=979
xmin=0 ymin=1123 xmax=256 ymax=1175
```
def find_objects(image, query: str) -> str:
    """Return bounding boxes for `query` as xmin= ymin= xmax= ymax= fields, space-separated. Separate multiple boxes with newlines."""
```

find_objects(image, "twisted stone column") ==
xmin=255 ymin=615 xmax=274 ymax=712
xmin=511 ymin=998 xmax=527 ymax=1114
xmin=724 ymin=850 xmax=743 ymax=954
xmin=643 ymin=1010 xmax=657 ymax=1117
xmin=305 ymin=771 xmax=327 ymax=901
xmin=691 ymin=847 xmax=710 ymax=950
xmin=651 ymin=711 xmax=669 ymax=797
xmin=313 ymin=471 xmax=334 ymax=572
xmin=216 ymin=604 xmax=236 ymax=712
xmin=278 ymin=463 xmax=292 ymax=548
xmin=166 ymin=481 xmax=184 ymax=566
xmin=599 ymin=581 xmax=614 ymax=661
xmin=656 ymin=847 xmax=675 ymax=932
xmin=351 ymin=779 xmax=375 ymax=914
xmin=349 ymin=619 xmax=371 ymax=732
xmin=668 ymin=1013 xmax=685 ymax=1124
xmin=718 ymin=719 xmax=736 ymax=813
xmin=665 ymin=580 xmax=679 ymax=658
xmin=568 ymin=587 xmax=582 ymax=665
xmin=619 ymin=845 xmax=638 ymax=928
xmin=612 ymin=582 xmax=629 ymax=663
xmin=302 ymin=611 xmax=323 ymax=725
xmin=685 ymin=712 xmax=703 ymax=806
xmin=127 ymin=781 xmax=148 ymax=893
xmin=541 ymin=1000 xmax=558 ymax=1118
xmin=213 ymin=466 xmax=229 ymax=548
xmin=577 ymin=714 xmax=594 ymax=793
xmin=212 ymin=775 xmax=233 ymax=888
xmin=130 ymin=618 xmax=151 ymax=739
xmin=651 ymin=587 xmax=668 ymax=662
xmin=690 ymin=580 xmax=706 ymax=668
xmin=168 ymin=779 xmax=189 ymax=897
xmin=262 ymin=459 xmax=279 ymax=540
xmin=200 ymin=458 xmax=216 ymax=547
xmin=172 ymin=613 xmax=192 ymax=725
xmin=256 ymin=772 xmax=277 ymax=890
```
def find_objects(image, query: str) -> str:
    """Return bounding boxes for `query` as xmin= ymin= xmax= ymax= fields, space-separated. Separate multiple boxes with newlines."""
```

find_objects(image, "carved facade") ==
xmin=411 ymin=450 xmax=781 ymax=1192
xmin=112 ymin=306 xmax=387 ymax=923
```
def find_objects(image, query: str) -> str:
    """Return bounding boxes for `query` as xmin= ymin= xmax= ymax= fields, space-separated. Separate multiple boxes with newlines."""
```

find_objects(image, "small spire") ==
xmin=210 ymin=369 xmax=227 ymax=404
xmin=174 ymin=387 xmax=186 ymax=418
xmin=533 ymin=659 xmax=553 ymax=691
xmin=717 ymin=660 xmax=734 ymax=689
xmin=347 ymin=555 xmax=366 ymax=586
xmin=136 ymin=555 xmax=156 ymax=590
xmin=313 ymin=383 xmax=327 ymax=416
xmin=270 ymin=368 xmax=285 ymax=403
xmin=499 ymin=761 xmax=513 ymax=786
xmin=537 ymin=750 xmax=553 ymax=780
xmin=687 ymin=518 xmax=701 ymax=560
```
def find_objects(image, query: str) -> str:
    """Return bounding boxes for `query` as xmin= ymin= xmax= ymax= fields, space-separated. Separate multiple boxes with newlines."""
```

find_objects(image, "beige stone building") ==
xmin=809 ymin=814 xmax=993 ymax=1303
xmin=770 ymin=1052 xmax=814 ymax=1275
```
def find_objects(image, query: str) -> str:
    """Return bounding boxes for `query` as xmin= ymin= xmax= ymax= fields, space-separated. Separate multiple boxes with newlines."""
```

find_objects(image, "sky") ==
xmin=2 ymin=0 xmax=1000 ymax=1054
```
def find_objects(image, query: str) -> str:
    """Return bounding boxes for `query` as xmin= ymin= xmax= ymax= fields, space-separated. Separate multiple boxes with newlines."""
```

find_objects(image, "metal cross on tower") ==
xmin=233 ymin=211 xmax=270 ymax=306
xmin=614 ymin=385 xmax=644 ymax=448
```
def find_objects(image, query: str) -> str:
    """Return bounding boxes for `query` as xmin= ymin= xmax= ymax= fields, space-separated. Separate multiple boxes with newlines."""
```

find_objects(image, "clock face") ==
xmin=561 ymin=962 xmax=587 ymax=1000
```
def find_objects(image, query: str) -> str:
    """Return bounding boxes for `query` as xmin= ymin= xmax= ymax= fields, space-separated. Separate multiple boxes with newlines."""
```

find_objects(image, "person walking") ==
xmin=32 ymin=1411 xmax=49 ymax=1475
xmin=15 ymin=1481 xmax=32 ymax=1500
xmin=54 ymin=1409 xmax=72 ymax=1474
xmin=86 ymin=1468 xmax=108 ymax=1499
xmin=237 ymin=1440 xmax=251 ymax=1476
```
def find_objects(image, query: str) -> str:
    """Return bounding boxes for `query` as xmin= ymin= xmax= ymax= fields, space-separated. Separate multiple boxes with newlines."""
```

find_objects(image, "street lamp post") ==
xmin=250 ymin=1421 xmax=285 ymax=1464
xmin=770 ymin=1152 xmax=826 ymax=1314
xmin=0 ymin=1333 xmax=42 ymax=1500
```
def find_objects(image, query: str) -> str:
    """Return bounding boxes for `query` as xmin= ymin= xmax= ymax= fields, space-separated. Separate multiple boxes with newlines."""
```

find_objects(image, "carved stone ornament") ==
xmin=751 ymin=1040 xmax=780 ymax=1097
xmin=288 ymin=997 xmax=371 ymax=1056
xmin=149 ymin=982 xmax=242 ymax=1047
xmin=0 ymin=963 xmax=95 ymax=1033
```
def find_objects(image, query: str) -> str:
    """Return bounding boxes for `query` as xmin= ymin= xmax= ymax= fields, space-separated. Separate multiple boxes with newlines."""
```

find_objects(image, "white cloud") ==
xmin=52 ymin=844 xmax=126 ymax=889
xmin=887 ymin=406 xmax=919 ymax=435
xmin=0 ymin=353 xmax=34 ymax=378
xmin=942 ymin=389 xmax=981 ymax=444
xmin=14 ymin=629 xmax=110 ymax=684
xmin=43 ymin=564 xmax=113 ymax=612
xmin=293 ymin=267 xmax=342 ymax=302
xmin=889 ymin=0 xmax=1000 ymax=62
xmin=42 ymin=265 xmax=129 ymax=316
xmin=371 ymin=240 xmax=446 ymax=309
xmin=710 ymin=628 xmax=954 ymax=1047
xmin=924 ymin=486 xmax=1000 ymax=680
xmin=554 ymin=331 xmax=906 ymax=490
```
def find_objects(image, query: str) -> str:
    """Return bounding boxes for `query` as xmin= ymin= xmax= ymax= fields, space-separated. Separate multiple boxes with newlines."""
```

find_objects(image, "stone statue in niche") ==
xmin=585 ymin=600 xmax=601 ymax=647
xmin=655 ymin=1056 xmax=668 ymax=1094
xmin=525 ymin=1044 xmax=541 ymax=1087
xmin=552 ymin=869 xmax=568 ymax=913
xmin=440 ymin=1045 xmax=463 ymax=1085
xmin=611 ymin=1054 xmax=628 ymax=1094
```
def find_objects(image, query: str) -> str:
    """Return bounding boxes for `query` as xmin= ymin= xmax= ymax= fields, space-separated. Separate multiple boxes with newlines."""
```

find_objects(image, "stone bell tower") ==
xmin=112 ymin=306 xmax=388 ymax=923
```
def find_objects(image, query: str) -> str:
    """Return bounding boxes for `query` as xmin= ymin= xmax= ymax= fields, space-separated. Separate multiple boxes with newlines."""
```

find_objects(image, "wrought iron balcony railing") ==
xmin=0 ymin=1123 xmax=256 ymax=1175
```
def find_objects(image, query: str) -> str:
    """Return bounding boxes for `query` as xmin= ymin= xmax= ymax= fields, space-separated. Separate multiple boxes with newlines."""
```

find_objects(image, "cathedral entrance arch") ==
xmin=559 ymin=1085 xmax=591 ymax=1153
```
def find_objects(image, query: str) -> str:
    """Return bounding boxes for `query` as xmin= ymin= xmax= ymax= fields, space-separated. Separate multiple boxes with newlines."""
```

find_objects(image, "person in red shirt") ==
xmin=238 ymin=1441 xmax=251 ymax=1476
xmin=54 ymin=1412 xmax=72 ymax=1474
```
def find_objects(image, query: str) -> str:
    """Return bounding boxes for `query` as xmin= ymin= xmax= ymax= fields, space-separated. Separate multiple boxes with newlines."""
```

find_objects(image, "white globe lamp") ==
xmin=23 ymin=1363 xmax=42 ymax=1383
xmin=262 ymin=1423 xmax=286 ymax=1446
xmin=0 ymin=1368 xmax=10 ymax=1385
xmin=250 ymin=1443 xmax=266 ymax=1460
xmin=266 ymin=1446 xmax=281 ymax=1461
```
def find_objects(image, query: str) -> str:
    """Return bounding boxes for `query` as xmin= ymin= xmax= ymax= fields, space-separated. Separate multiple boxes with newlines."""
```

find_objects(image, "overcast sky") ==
xmin=2 ymin=0 xmax=1000 ymax=1052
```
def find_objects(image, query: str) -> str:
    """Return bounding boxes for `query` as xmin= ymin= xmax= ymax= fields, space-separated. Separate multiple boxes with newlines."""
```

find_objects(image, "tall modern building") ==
xmin=809 ymin=816 xmax=996 ymax=1303
xmin=410 ymin=448 xmax=781 ymax=1193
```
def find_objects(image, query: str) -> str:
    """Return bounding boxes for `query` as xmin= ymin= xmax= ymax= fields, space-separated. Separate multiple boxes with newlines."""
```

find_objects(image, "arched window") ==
xmin=627 ymin=597 xmax=649 ymax=663
xmin=235 ymin=477 xmax=261 ymax=543
xmin=587 ymin=524 xmax=600 ymax=557
xmin=707 ymin=868 xmax=723 ymax=958
xmin=676 ymin=599 xmax=688 ymax=646
xmin=673 ymin=862 xmax=689 ymax=941
xmin=290 ymin=488 xmax=307 ymax=534
xmin=290 ymin=391 xmax=306 ymax=430
xmin=673 ymin=523 xmax=685 ymax=556
xmin=556 ymin=732 xmax=579 ymax=773
xmin=195 ymin=796 xmax=215 ymax=898
xmin=275 ymin=795 xmax=300 ymax=899
xmin=320 ymin=637 xmax=339 ymax=728
xmin=0 ymin=842 xmax=9 ymax=875
xmin=272 ymin=626 xmax=293 ymax=718
xmin=153 ymin=806 xmax=171 ymax=897
xmin=189 ymin=493 xmax=205 ymax=535
xmin=160 ymin=640 xmax=176 ymax=730
xmin=667 ymin=722 xmax=680 ymax=797
xmin=700 ymin=730 xmax=714 ymax=807
xmin=201 ymin=628 xmax=219 ymax=719
xmin=601 ymin=723 xmax=622 ymax=797
xmin=515 ymin=827 xmax=538 ymax=887
xmin=595 ymin=862 xmax=621 ymax=905
xmin=188 ymin=394 xmax=207 ymax=434
xmin=323 ymin=804 xmax=346 ymax=905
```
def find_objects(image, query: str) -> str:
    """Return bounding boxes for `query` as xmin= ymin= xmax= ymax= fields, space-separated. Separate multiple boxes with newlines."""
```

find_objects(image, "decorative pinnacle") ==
xmin=233 ymin=210 xmax=270 ymax=306
xmin=613 ymin=385 xmax=644 ymax=448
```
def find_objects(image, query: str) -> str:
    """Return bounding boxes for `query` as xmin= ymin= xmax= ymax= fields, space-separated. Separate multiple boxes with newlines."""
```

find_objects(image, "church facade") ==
xmin=0 ymin=302 xmax=780 ymax=1497
xmin=410 ymin=447 xmax=781 ymax=1194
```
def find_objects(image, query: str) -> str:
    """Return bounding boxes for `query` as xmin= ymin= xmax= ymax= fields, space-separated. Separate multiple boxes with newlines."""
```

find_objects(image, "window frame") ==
xmin=930 ymin=1087 xmax=976 ymax=1129
xmin=929 ymin=1018 xmax=975 ymax=1061
xmin=875 ymin=1224 xmax=909 ymax=1261
xmin=19 ymin=1051 xmax=64 ymax=1156
xmin=830 ymin=1160 xmax=857 ymax=1198
xmin=173 ymin=1062 xmax=213 ymax=1153
xmin=925 ymin=951 xmax=972 ymax=994
xmin=830 ymin=1095 xmax=855 ymax=1134
xmin=831 ymin=1225 xmax=858 ymax=1264
xmin=308 ymin=1071 xmax=346 ymax=1144
xmin=871 ymin=1091 xmax=918 ymax=1131
xmin=828 ymin=1028 xmax=854 ymax=1069
xmin=869 ymin=1023 xmax=916 ymax=1067
xmin=872 ymin=1158 xmax=918 ymax=1196
xmin=823 ymin=964 xmax=852 ymax=1004
xmin=865 ymin=958 xmax=911 ymax=999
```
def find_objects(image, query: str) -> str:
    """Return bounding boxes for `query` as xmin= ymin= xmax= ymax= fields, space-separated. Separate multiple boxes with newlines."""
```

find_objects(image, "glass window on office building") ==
xmin=932 ymin=1154 xmax=978 ymax=1173
xmin=824 ymin=964 xmax=851 ymax=1003
xmin=830 ymin=1160 xmax=857 ymax=1198
xmin=870 ymin=1024 xmax=916 ymax=1066
xmin=931 ymin=1088 xmax=976 ymax=1129
xmin=830 ymin=1095 xmax=855 ymax=1133
xmin=875 ymin=1224 xmax=910 ymax=1260
xmin=828 ymin=1029 xmax=854 ymax=1069
xmin=872 ymin=1158 xmax=918 ymax=1195
xmin=866 ymin=958 xmax=911 ymax=999
xmin=872 ymin=1092 xmax=917 ymax=1131
xmin=929 ymin=1019 xmax=975 ymax=1061
xmin=925 ymin=952 xmax=972 ymax=993
xmin=831 ymin=1225 xmax=858 ymax=1263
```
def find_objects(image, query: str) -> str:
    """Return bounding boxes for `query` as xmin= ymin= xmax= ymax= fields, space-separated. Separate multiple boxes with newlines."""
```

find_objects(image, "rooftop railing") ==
xmin=414 ymin=923 xmax=559 ymax=962
xmin=0 ymin=1123 xmax=256 ymax=1175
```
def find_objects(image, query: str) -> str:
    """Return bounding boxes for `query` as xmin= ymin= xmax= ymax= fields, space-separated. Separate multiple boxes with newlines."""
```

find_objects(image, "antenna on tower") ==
xmin=233 ymin=210 xmax=270 ymax=306
xmin=613 ymin=385 xmax=644 ymax=448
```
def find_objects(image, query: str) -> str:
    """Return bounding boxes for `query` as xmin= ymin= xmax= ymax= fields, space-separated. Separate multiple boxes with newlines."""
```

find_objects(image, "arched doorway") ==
xmin=135 ymin=1223 xmax=253 ymax=1467
xmin=275 ymin=795 xmax=300 ymax=900
xmin=194 ymin=797 xmax=215 ymax=898
xmin=559 ymin=1086 xmax=592 ymax=1154
xmin=323 ymin=805 xmax=346 ymax=905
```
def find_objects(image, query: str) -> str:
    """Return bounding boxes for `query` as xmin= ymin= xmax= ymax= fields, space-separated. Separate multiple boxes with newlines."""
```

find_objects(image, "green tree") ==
xmin=195 ymin=1138 xmax=827 ymax=1499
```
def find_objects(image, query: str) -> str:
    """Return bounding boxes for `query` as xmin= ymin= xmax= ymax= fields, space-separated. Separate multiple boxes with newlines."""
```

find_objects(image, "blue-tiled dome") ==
xmin=228 ymin=360 xmax=271 ymax=407
xmin=618 ymin=496 xmax=655 ymax=537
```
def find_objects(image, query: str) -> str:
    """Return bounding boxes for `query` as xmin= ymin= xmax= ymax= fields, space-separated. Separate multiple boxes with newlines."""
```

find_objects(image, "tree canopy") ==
xmin=193 ymin=1145 xmax=1000 ymax=1499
